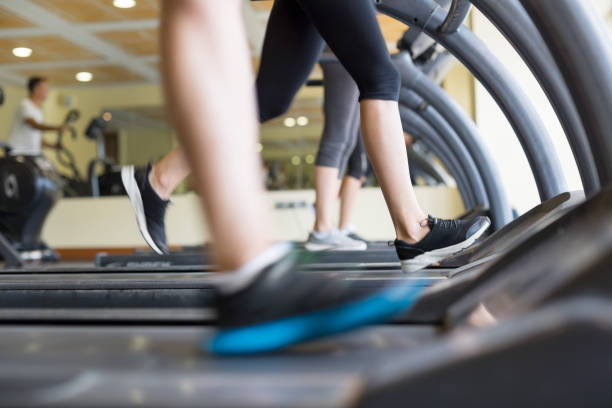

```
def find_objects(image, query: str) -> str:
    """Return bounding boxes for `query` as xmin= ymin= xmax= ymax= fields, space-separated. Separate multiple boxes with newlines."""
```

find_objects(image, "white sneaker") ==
xmin=304 ymin=229 xmax=367 ymax=251
xmin=340 ymin=225 xmax=368 ymax=243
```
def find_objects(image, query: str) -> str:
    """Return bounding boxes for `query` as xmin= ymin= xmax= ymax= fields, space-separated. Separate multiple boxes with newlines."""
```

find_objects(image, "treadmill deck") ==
xmin=0 ymin=324 xmax=438 ymax=408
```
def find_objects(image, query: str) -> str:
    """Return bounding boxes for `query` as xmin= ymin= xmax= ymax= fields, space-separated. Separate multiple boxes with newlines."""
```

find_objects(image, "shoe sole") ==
xmin=121 ymin=166 xmax=164 ymax=255
xmin=304 ymin=242 xmax=368 ymax=251
xmin=207 ymin=280 xmax=428 ymax=355
xmin=400 ymin=218 xmax=491 ymax=273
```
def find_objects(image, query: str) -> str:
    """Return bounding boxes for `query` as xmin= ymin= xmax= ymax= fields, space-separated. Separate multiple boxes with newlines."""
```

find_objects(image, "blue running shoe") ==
xmin=207 ymin=250 xmax=428 ymax=355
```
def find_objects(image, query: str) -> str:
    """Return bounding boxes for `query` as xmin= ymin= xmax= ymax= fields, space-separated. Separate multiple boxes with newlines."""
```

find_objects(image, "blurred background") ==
xmin=0 ymin=0 xmax=610 ymax=251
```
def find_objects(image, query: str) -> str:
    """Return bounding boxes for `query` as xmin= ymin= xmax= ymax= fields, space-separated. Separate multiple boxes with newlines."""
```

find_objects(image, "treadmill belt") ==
xmin=95 ymin=249 xmax=399 ymax=268
xmin=0 ymin=270 xmax=446 ymax=324
xmin=0 ymin=325 xmax=437 ymax=408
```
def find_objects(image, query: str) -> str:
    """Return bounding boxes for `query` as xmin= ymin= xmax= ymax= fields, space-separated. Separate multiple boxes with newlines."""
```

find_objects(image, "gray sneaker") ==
xmin=304 ymin=229 xmax=367 ymax=251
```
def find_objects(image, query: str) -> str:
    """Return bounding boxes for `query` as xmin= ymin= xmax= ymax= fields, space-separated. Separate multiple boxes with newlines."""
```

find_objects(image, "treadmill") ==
xmin=0 ymin=188 xmax=605 ymax=326
xmin=91 ymin=31 xmax=496 ymax=272
xmin=0 ymin=188 xmax=611 ymax=407
xmin=91 ymin=190 xmax=582 ymax=271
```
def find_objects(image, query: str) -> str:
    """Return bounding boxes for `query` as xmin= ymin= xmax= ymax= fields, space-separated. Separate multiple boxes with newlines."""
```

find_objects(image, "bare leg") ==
xmin=149 ymin=146 xmax=190 ymax=200
xmin=160 ymin=0 xmax=272 ymax=270
xmin=360 ymin=100 xmax=430 ymax=243
xmin=338 ymin=175 xmax=363 ymax=231
xmin=313 ymin=166 xmax=342 ymax=232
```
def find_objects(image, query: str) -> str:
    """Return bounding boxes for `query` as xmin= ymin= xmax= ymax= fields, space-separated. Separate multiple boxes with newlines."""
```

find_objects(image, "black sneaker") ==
xmin=121 ymin=164 xmax=169 ymax=255
xmin=395 ymin=215 xmax=491 ymax=273
xmin=206 ymin=249 xmax=429 ymax=355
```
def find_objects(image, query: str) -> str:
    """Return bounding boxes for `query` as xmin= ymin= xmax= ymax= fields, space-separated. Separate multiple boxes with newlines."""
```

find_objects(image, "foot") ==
xmin=121 ymin=164 xmax=170 ymax=255
xmin=395 ymin=215 xmax=490 ymax=273
xmin=340 ymin=225 xmax=368 ymax=243
xmin=207 ymin=246 xmax=427 ymax=355
xmin=304 ymin=229 xmax=367 ymax=251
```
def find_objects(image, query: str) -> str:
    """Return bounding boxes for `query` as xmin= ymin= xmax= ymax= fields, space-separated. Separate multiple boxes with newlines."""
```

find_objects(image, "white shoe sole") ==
xmin=121 ymin=166 xmax=164 ymax=255
xmin=304 ymin=242 xmax=368 ymax=252
xmin=400 ymin=219 xmax=491 ymax=273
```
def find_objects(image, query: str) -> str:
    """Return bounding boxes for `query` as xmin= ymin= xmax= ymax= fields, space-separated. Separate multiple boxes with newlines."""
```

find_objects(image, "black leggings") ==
xmin=256 ymin=0 xmax=400 ymax=122
xmin=346 ymin=131 xmax=372 ymax=180
xmin=316 ymin=59 xmax=371 ymax=180
xmin=315 ymin=59 xmax=360 ymax=171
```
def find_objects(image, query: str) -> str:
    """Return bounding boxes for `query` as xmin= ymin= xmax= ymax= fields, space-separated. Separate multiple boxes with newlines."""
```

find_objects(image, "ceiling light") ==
xmin=113 ymin=0 xmax=136 ymax=8
xmin=297 ymin=116 xmax=309 ymax=126
xmin=256 ymin=143 xmax=263 ymax=153
xmin=283 ymin=117 xmax=296 ymax=128
xmin=75 ymin=72 xmax=93 ymax=82
xmin=12 ymin=47 xmax=32 ymax=58
xmin=291 ymin=156 xmax=301 ymax=166
xmin=305 ymin=154 xmax=315 ymax=164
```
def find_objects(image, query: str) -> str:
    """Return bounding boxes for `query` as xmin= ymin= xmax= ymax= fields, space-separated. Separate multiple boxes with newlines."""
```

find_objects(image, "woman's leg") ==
xmin=148 ymin=0 xmax=325 ymax=202
xmin=149 ymin=146 xmax=189 ymax=200
xmin=339 ymin=132 xmax=367 ymax=231
xmin=160 ymin=0 xmax=272 ymax=269
xmin=297 ymin=0 xmax=490 ymax=273
xmin=296 ymin=0 xmax=429 ymax=244
xmin=313 ymin=167 xmax=342 ymax=232
xmin=338 ymin=175 xmax=363 ymax=231
xmin=255 ymin=0 xmax=325 ymax=122
xmin=313 ymin=60 xmax=360 ymax=233
xmin=125 ymin=0 xmax=327 ymax=254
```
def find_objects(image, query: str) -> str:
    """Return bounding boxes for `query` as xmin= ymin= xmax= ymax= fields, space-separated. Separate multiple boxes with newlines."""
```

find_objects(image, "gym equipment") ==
xmin=407 ymin=142 xmax=454 ymax=186
xmin=0 ymin=189 xmax=581 ymax=320
xmin=469 ymin=0 xmax=599 ymax=195
xmin=0 ymin=188 xmax=610 ymax=405
xmin=0 ymin=154 xmax=61 ymax=265
xmin=55 ymin=109 xmax=91 ymax=197
xmin=400 ymin=102 xmax=479 ymax=210
xmin=85 ymin=116 xmax=124 ymax=197
xmin=394 ymin=50 xmax=512 ymax=229
xmin=398 ymin=62 xmax=488 ymax=212
xmin=377 ymin=0 xmax=568 ymax=201
xmin=520 ymin=0 xmax=612 ymax=187
xmin=0 ymin=97 xmax=67 ymax=266
xmin=440 ymin=190 xmax=583 ymax=267
xmin=2 ymin=1 xmax=612 ymax=404
xmin=0 ymin=269 xmax=448 ymax=323
xmin=56 ymin=112 xmax=123 ymax=197
xmin=92 ymin=186 xmax=577 ymax=272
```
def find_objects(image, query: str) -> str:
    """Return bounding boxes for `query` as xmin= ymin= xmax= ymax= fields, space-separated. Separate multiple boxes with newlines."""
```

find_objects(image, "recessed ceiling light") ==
xmin=297 ymin=116 xmax=309 ymax=126
xmin=283 ymin=117 xmax=296 ymax=128
xmin=75 ymin=72 xmax=93 ymax=82
xmin=291 ymin=156 xmax=301 ymax=166
xmin=12 ymin=47 xmax=32 ymax=58
xmin=113 ymin=0 xmax=136 ymax=8
xmin=305 ymin=154 xmax=315 ymax=164
xmin=256 ymin=142 xmax=263 ymax=153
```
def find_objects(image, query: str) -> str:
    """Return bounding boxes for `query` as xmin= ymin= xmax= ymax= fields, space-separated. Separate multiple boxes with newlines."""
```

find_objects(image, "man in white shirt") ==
xmin=7 ymin=77 xmax=67 ymax=156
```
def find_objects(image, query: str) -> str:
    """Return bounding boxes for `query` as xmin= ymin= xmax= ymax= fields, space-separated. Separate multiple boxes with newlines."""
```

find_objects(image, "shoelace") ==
xmin=436 ymin=217 xmax=461 ymax=231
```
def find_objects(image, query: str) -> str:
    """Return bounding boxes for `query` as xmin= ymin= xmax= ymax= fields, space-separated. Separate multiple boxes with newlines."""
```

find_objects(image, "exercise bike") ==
xmin=0 ymin=95 xmax=78 ymax=265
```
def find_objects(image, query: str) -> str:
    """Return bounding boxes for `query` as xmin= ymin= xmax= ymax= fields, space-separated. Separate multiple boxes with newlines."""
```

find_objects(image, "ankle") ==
xmin=396 ymin=217 xmax=430 ymax=244
xmin=149 ymin=166 xmax=172 ymax=200
xmin=313 ymin=221 xmax=334 ymax=234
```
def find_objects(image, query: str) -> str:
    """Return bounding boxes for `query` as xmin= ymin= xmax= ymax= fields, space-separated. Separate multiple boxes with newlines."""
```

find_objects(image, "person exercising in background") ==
xmin=6 ymin=77 xmax=67 ymax=156
xmin=305 ymin=52 xmax=368 ymax=251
